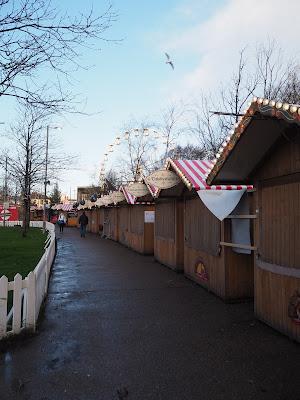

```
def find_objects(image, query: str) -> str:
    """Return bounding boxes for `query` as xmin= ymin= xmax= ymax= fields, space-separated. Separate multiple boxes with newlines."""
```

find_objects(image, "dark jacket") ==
xmin=79 ymin=214 xmax=88 ymax=226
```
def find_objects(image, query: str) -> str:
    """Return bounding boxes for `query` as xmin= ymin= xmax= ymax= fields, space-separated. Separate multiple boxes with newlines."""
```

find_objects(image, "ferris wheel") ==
xmin=99 ymin=128 xmax=169 ymax=187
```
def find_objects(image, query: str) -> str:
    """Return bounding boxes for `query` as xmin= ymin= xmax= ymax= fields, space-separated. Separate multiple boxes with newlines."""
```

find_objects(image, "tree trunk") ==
xmin=22 ymin=198 xmax=30 ymax=237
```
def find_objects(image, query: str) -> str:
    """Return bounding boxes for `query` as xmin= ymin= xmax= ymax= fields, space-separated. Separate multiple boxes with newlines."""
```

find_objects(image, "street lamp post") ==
xmin=43 ymin=125 xmax=61 ymax=232
xmin=43 ymin=126 xmax=50 ymax=232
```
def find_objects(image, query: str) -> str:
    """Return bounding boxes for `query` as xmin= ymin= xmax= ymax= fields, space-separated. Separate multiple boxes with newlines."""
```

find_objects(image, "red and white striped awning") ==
xmin=146 ymin=182 xmax=159 ymax=197
xmin=170 ymin=159 xmax=253 ymax=190
xmin=120 ymin=186 xmax=155 ymax=205
xmin=121 ymin=186 xmax=136 ymax=205
xmin=61 ymin=203 xmax=73 ymax=211
xmin=51 ymin=203 xmax=74 ymax=211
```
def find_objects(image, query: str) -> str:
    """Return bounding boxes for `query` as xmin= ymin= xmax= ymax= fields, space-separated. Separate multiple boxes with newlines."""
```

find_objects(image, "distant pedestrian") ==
xmin=58 ymin=213 xmax=66 ymax=233
xmin=79 ymin=211 xmax=88 ymax=238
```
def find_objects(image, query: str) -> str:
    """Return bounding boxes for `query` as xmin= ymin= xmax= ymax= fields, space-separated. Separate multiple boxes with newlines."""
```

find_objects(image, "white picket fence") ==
xmin=0 ymin=221 xmax=56 ymax=339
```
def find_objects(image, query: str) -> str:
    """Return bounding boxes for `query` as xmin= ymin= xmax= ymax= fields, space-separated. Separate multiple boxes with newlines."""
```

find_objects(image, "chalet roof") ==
xmin=206 ymin=97 xmax=300 ymax=185
xmin=120 ymin=178 xmax=157 ymax=205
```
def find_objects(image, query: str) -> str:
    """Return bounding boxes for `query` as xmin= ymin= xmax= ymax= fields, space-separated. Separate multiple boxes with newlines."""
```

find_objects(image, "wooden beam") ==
xmin=220 ymin=241 xmax=257 ymax=251
xmin=226 ymin=215 xmax=257 ymax=219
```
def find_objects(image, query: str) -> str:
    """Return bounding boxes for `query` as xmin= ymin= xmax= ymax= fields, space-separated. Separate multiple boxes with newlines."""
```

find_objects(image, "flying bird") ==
xmin=165 ymin=52 xmax=174 ymax=70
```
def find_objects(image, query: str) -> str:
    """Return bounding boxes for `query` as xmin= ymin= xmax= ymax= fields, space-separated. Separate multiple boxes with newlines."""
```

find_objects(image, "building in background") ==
xmin=77 ymin=180 xmax=116 ymax=202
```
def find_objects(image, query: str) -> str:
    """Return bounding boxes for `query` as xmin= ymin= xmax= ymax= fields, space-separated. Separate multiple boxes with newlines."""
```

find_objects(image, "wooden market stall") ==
xmin=154 ymin=159 xmax=254 ymax=301
xmin=117 ymin=184 xmax=155 ymax=255
xmin=154 ymin=181 xmax=185 ymax=272
xmin=88 ymin=206 xmax=102 ymax=234
xmin=207 ymin=97 xmax=300 ymax=341
xmin=103 ymin=206 xmax=119 ymax=240
xmin=77 ymin=199 xmax=104 ymax=234
xmin=30 ymin=205 xmax=44 ymax=221
xmin=51 ymin=203 xmax=77 ymax=226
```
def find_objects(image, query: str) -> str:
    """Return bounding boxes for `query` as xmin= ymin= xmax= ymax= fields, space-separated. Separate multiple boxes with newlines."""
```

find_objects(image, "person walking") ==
xmin=79 ymin=211 xmax=89 ymax=238
xmin=58 ymin=213 xmax=66 ymax=233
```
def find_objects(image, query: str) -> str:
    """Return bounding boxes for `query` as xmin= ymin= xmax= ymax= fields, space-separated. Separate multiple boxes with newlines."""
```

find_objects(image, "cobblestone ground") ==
xmin=0 ymin=228 xmax=299 ymax=400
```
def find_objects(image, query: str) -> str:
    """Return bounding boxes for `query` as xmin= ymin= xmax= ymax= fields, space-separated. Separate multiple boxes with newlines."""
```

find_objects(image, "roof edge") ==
xmin=207 ymin=97 xmax=300 ymax=185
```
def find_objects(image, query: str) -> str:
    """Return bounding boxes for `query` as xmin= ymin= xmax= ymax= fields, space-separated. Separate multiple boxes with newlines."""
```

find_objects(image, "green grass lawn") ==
xmin=0 ymin=226 xmax=47 ymax=281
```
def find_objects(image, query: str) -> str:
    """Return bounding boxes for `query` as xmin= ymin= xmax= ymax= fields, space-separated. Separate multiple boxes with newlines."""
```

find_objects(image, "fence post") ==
xmin=0 ymin=275 xmax=8 ymax=338
xmin=45 ymin=249 xmax=49 ymax=295
xmin=12 ymin=273 xmax=23 ymax=334
xmin=25 ymin=271 xmax=36 ymax=331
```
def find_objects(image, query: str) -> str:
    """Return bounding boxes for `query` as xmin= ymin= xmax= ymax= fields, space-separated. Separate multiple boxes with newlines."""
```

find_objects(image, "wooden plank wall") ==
xmin=117 ymin=205 xmax=154 ymax=255
xmin=184 ymin=197 xmax=253 ymax=301
xmin=118 ymin=206 xmax=129 ymax=246
xmin=99 ymin=208 xmax=104 ymax=233
xmin=154 ymin=200 xmax=184 ymax=271
xmin=155 ymin=201 xmax=175 ymax=240
xmin=111 ymin=208 xmax=119 ymax=241
xmin=154 ymin=237 xmax=177 ymax=269
xmin=130 ymin=206 xmax=144 ymax=235
xmin=129 ymin=205 xmax=154 ymax=255
xmin=184 ymin=198 xmax=220 ymax=256
xmin=184 ymin=197 xmax=226 ymax=297
xmin=255 ymin=266 xmax=300 ymax=342
xmin=102 ymin=208 xmax=119 ymax=241
xmin=252 ymin=132 xmax=300 ymax=342
xmin=260 ymin=182 xmax=300 ymax=269
xmin=184 ymin=246 xmax=226 ymax=298
xmin=223 ymin=216 xmax=254 ymax=300
xmin=89 ymin=209 xmax=99 ymax=234
xmin=103 ymin=208 xmax=111 ymax=237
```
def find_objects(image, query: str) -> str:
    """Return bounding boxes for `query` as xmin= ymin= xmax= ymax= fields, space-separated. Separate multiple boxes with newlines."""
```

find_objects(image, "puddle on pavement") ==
xmin=42 ymin=339 xmax=81 ymax=373
xmin=3 ymin=351 xmax=12 ymax=385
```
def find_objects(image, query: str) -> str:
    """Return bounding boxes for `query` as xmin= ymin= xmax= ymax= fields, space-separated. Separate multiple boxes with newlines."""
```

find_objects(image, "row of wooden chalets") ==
xmin=77 ymin=98 xmax=300 ymax=343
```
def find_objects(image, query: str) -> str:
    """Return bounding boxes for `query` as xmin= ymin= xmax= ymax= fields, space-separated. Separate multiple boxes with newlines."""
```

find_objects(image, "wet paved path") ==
xmin=0 ymin=228 xmax=300 ymax=400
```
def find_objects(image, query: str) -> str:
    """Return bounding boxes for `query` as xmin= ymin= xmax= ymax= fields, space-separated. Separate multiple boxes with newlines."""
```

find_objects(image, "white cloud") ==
xmin=162 ymin=0 xmax=300 ymax=98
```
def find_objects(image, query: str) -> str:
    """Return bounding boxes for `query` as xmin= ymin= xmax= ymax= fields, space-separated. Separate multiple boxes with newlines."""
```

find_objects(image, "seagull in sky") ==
xmin=165 ymin=52 xmax=174 ymax=70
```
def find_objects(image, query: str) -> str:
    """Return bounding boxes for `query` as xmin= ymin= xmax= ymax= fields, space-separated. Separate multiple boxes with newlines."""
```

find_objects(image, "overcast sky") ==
xmin=1 ymin=0 xmax=299 ymax=197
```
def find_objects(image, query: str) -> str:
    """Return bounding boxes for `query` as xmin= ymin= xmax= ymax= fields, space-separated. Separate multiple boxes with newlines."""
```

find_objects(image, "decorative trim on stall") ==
xmin=195 ymin=260 xmax=209 ymax=282
xmin=257 ymin=258 xmax=300 ymax=279
xmin=288 ymin=290 xmax=300 ymax=325
xmin=206 ymin=97 xmax=300 ymax=185
xmin=144 ymin=179 xmax=159 ymax=197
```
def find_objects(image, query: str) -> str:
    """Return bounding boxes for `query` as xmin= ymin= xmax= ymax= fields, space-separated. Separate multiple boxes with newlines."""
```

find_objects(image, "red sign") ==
xmin=0 ymin=205 xmax=19 ymax=222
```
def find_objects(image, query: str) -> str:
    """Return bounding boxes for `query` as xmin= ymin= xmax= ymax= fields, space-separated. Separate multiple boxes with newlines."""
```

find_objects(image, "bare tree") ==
xmin=159 ymin=102 xmax=186 ymax=157
xmin=279 ymin=69 xmax=300 ymax=104
xmin=0 ymin=0 xmax=116 ymax=110
xmin=0 ymin=103 xmax=74 ymax=236
xmin=105 ymin=168 xmax=121 ymax=189
xmin=220 ymin=41 xmax=300 ymax=126
xmin=167 ymin=144 xmax=205 ymax=160
xmin=220 ymin=48 xmax=258 ymax=130
xmin=256 ymin=40 xmax=300 ymax=104
xmin=189 ymin=41 xmax=300 ymax=159
xmin=188 ymin=95 xmax=225 ymax=158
